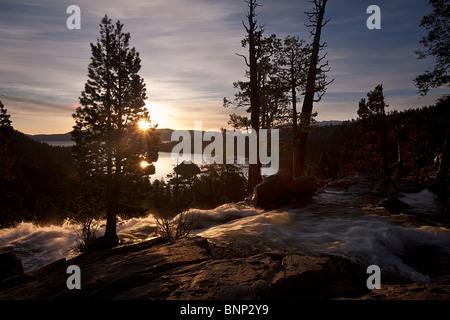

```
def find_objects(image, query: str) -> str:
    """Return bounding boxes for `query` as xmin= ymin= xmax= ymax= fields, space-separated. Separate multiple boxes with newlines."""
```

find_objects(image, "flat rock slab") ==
xmin=1 ymin=236 xmax=449 ymax=300
xmin=352 ymin=284 xmax=450 ymax=300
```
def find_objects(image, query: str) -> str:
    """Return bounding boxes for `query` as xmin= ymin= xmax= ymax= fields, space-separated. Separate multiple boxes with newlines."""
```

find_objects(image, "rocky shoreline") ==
xmin=1 ymin=236 xmax=449 ymax=300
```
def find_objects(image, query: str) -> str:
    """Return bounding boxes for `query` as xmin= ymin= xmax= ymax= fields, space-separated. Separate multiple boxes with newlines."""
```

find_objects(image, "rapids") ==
xmin=1 ymin=187 xmax=449 ymax=284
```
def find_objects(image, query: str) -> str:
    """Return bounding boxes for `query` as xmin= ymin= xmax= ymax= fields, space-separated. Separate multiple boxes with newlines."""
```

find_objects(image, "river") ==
xmin=1 ymin=180 xmax=449 ymax=284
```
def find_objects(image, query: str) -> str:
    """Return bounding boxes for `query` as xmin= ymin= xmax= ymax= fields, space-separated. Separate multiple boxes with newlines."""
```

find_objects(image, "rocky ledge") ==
xmin=1 ymin=236 xmax=449 ymax=300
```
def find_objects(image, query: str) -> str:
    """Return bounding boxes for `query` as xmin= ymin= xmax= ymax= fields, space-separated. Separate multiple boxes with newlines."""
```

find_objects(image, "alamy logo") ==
xmin=366 ymin=5 xmax=381 ymax=30
xmin=171 ymin=121 xmax=279 ymax=172
xmin=66 ymin=265 xmax=81 ymax=290
xmin=66 ymin=5 xmax=81 ymax=30
xmin=366 ymin=265 xmax=381 ymax=289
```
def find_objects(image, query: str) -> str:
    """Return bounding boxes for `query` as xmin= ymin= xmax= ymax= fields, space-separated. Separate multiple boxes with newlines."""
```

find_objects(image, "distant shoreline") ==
xmin=27 ymin=121 xmax=344 ymax=144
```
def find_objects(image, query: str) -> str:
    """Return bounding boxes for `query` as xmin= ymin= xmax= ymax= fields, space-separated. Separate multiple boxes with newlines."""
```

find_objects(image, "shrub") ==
xmin=155 ymin=209 xmax=198 ymax=241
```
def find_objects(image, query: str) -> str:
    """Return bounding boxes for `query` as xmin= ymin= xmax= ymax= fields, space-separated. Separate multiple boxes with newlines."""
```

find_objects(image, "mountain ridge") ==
xmin=29 ymin=121 xmax=344 ymax=142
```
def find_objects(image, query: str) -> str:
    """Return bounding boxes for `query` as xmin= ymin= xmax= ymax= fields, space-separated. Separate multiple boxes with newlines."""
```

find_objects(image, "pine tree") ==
xmin=414 ymin=0 xmax=449 ymax=95
xmin=244 ymin=0 xmax=262 ymax=194
xmin=414 ymin=0 xmax=449 ymax=192
xmin=0 ymin=100 xmax=12 ymax=129
xmin=296 ymin=0 xmax=332 ymax=176
xmin=274 ymin=36 xmax=310 ymax=177
xmin=357 ymin=84 xmax=389 ymax=176
xmin=72 ymin=15 xmax=159 ymax=247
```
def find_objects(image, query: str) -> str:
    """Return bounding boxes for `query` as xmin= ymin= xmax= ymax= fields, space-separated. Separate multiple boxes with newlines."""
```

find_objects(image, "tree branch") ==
xmin=236 ymin=53 xmax=250 ymax=67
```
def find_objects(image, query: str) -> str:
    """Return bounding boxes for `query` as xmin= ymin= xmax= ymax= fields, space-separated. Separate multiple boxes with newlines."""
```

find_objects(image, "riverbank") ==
xmin=1 ymin=235 xmax=449 ymax=300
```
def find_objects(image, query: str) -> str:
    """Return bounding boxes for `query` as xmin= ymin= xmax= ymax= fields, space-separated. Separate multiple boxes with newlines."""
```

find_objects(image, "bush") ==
xmin=76 ymin=216 xmax=100 ymax=252
xmin=155 ymin=209 xmax=197 ymax=241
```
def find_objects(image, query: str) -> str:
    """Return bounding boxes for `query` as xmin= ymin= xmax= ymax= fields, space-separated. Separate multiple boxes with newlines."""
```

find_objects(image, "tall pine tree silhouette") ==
xmin=72 ymin=16 xmax=159 ymax=248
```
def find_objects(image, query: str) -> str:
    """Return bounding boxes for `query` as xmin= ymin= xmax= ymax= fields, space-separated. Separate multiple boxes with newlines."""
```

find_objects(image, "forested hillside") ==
xmin=305 ymin=96 xmax=449 ymax=186
xmin=0 ymin=128 xmax=75 ymax=226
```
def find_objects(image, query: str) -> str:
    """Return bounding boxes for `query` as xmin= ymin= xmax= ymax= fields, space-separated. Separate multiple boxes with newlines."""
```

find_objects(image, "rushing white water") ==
xmin=0 ymin=221 xmax=81 ymax=272
xmin=1 ymin=188 xmax=450 ymax=284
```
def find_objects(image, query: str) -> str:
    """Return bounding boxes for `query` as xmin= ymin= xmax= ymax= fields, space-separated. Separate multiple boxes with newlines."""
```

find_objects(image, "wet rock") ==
xmin=0 ymin=253 xmax=23 ymax=281
xmin=291 ymin=176 xmax=318 ymax=199
xmin=325 ymin=174 xmax=388 ymax=196
xmin=394 ymin=179 xmax=423 ymax=193
xmin=0 ymin=237 xmax=367 ymax=300
xmin=402 ymin=242 xmax=450 ymax=284
xmin=353 ymin=284 xmax=450 ymax=300
xmin=254 ymin=174 xmax=317 ymax=209
xmin=1 ymin=236 xmax=448 ymax=300
xmin=377 ymin=196 xmax=410 ymax=213
xmin=254 ymin=174 xmax=293 ymax=208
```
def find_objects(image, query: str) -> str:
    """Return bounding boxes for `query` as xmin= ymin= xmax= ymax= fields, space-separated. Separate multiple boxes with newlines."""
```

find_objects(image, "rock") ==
xmin=0 ymin=236 xmax=371 ymax=300
xmin=394 ymin=179 xmax=422 ymax=193
xmin=270 ymin=255 xmax=330 ymax=299
xmin=0 ymin=253 xmax=24 ymax=281
xmin=291 ymin=176 xmax=318 ymax=199
xmin=353 ymin=284 xmax=450 ymax=300
xmin=254 ymin=174 xmax=293 ymax=208
xmin=254 ymin=174 xmax=317 ymax=208
xmin=377 ymin=196 xmax=410 ymax=213
xmin=1 ymin=236 xmax=448 ymax=300
xmin=277 ymin=150 xmax=293 ymax=177
xmin=326 ymin=174 xmax=385 ymax=195
xmin=402 ymin=242 xmax=450 ymax=284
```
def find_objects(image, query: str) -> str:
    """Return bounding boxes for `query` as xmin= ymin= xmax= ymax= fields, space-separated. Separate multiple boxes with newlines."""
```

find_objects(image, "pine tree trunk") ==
xmin=432 ymin=127 xmax=450 ymax=192
xmin=381 ymin=112 xmax=389 ymax=176
xmin=291 ymin=73 xmax=301 ymax=178
xmin=103 ymin=23 xmax=119 ymax=247
xmin=104 ymin=189 xmax=119 ymax=247
xmin=104 ymin=144 xmax=119 ymax=247
xmin=297 ymin=0 xmax=327 ymax=176
xmin=247 ymin=0 xmax=262 ymax=194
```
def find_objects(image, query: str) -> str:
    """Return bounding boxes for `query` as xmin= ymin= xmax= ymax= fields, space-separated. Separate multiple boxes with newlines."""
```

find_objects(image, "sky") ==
xmin=0 ymin=0 xmax=447 ymax=134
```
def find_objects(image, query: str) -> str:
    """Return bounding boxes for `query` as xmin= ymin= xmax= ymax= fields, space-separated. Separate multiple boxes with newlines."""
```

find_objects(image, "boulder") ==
xmin=291 ymin=176 xmax=318 ymax=199
xmin=377 ymin=196 xmax=410 ymax=213
xmin=254 ymin=174 xmax=317 ymax=208
xmin=394 ymin=179 xmax=422 ymax=193
xmin=254 ymin=174 xmax=293 ymax=208
xmin=0 ymin=253 xmax=24 ymax=281
xmin=402 ymin=242 xmax=450 ymax=284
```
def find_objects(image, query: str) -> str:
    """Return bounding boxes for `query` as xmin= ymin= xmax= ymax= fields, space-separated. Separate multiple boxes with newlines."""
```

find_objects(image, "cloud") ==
xmin=0 ymin=0 xmax=444 ymax=135
xmin=0 ymin=94 xmax=75 ymax=134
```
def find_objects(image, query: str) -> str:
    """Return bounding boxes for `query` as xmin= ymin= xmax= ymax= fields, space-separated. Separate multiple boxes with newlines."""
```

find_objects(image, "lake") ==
xmin=44 ymin=141 xmax=76 ymax=147
xmin=44 ymin=141 xmax=277 ymax=181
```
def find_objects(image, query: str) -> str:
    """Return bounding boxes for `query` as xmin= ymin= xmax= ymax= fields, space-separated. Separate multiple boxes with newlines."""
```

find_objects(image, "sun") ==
xmin=144 ymin=101 xmax=172 ymax=128
xmin=138 ymin=119 xmax=151 ymax=131
xmin=140 ymin=160 xmax=150 ymax=168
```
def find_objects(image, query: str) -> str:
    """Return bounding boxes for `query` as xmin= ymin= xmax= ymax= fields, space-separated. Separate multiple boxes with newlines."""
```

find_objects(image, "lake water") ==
xmin=44 ymin=141 xmax=276 ymax=181
xmin=44 ymin=141 xmax=76 ymax=147
xmin=44 ymin=141 xmax=192 ymax=180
